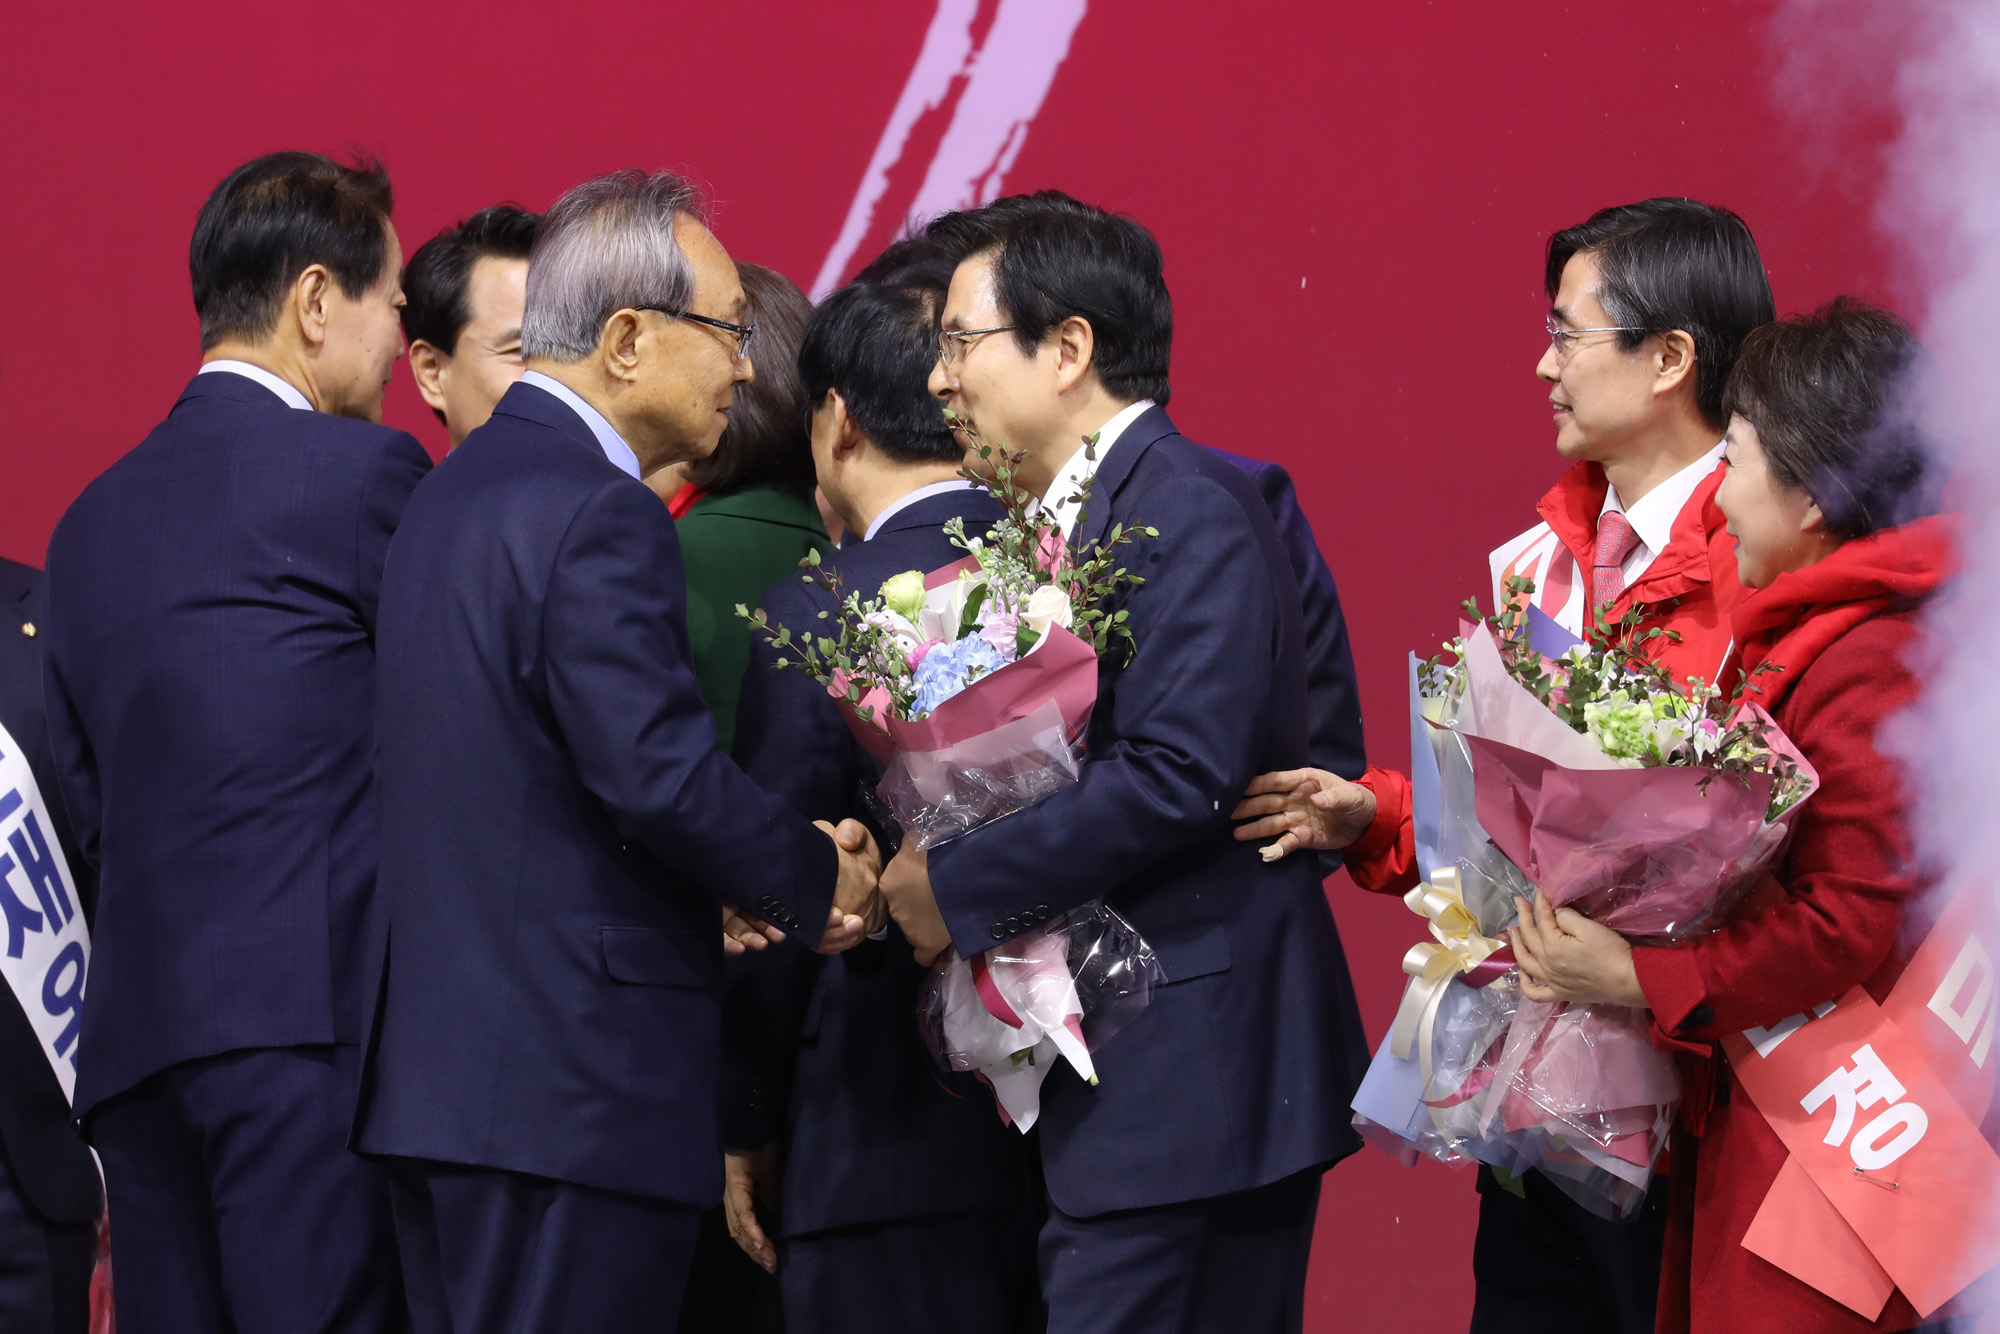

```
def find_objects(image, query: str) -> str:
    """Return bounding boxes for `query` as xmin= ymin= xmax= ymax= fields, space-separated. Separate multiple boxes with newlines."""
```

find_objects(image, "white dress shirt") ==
xmin=198 ymin=360 xmax=313 ymax=411
xmin=520 ymin=370 xmax=642 ymax=480
xmin=1038 ymin=399 xmax=1157 ymax=539
xmin=862 ymin=479 xmax=979 ymax=542
xmin=1599 ymin=442 xmax=1726 ymax=588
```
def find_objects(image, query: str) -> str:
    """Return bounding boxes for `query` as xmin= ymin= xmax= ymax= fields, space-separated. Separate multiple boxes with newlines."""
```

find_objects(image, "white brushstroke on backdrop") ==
xmin=812 ymin=0 xmax=1089 ymax=297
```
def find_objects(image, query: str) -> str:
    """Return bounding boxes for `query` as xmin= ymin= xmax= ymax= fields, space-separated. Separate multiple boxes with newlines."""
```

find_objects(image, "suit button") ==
xmin=1688 ymin=1005 xmax=1715 ymax=1029
xmin=1034 ymin=904 xmax=1051 ymax=918
xmin=990 ymin=924 xmax=1006 ymax=939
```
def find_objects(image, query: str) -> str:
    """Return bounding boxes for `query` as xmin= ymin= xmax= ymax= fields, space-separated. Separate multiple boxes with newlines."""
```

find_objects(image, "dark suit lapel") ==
xmin=1072 ymin=405 xmax=1174 ymax=552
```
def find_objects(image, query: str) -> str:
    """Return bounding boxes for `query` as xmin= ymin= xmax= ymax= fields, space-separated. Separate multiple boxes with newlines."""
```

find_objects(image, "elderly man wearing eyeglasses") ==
xmin=351 ymin=169 xmax=886 ymax=1332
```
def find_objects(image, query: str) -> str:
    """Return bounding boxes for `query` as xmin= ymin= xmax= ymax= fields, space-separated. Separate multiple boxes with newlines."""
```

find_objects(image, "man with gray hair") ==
xmin=353 ymin=169 xmax=884 ymax=1329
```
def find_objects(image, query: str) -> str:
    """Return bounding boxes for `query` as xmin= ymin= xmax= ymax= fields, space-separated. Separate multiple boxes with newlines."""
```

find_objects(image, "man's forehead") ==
xmin=466 ymin=255 xmax=527 ymax=319
xmin=678 ymin=216 xmax=744 ymax=312
xmin=943 ymin=253 xmax=1001 ymax=325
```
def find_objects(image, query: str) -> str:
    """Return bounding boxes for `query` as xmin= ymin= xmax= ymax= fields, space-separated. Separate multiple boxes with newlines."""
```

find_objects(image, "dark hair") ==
xmin=1545 ymin=198 xmax=1775 ymax=429
xmin=948 ymin=192 xmax=1171 ymax=406
xmin=401 ymin=205 xmax=540 ymax=354
xmin=683 ymin=264 xmax=817 ymax=493
xmin=190 ymin=151 xmax=396 ymax=351
xmin=924 ymin=191 xmax=1093 ymax=264
xmin=851 ymin=234 xmax=956 ymax=290
xmin=799 ymin=280 xmax=961 ymax=465
xmin=1722 ymin=298 xmax=1936 ymax=540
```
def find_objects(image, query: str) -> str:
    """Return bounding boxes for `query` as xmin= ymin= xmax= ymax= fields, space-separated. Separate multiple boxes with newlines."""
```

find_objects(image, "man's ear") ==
xmin=828 ymin=391 xmax=866 ymax=462
xmin=408 ymin=340 xmax=450 ymax=414
xmin=1652 ymin=330 xmax=1698 ymax=398
xmin=601 ymin=310 xmax=644 ymax=383
xmin=294 ymin=264 xmax=335 ymax=350
xmin=1051 ymin=315 xmax=1097 ymax=395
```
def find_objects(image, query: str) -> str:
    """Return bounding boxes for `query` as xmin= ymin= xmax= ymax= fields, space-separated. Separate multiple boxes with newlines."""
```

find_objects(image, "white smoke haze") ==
xmin=1772 ymin=0 xmax=2000 ymax=1322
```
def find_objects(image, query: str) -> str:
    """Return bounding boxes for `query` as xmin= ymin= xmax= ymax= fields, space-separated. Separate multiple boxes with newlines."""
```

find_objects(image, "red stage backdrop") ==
xmin=0 ymin=1 xmax=1888 ymax=1326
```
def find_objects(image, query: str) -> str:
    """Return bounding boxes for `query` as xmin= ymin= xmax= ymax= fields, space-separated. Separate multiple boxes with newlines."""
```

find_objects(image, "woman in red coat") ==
xmin=1507 ymin=298 xmax=1950 ymax=1332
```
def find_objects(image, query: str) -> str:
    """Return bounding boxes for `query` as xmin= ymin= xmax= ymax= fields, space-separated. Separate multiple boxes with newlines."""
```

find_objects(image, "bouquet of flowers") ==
xmin=741 ymin=421 xmax=1166 ymax=1128
xmin=1350 ymin=580 xmax=1819 ymax=1217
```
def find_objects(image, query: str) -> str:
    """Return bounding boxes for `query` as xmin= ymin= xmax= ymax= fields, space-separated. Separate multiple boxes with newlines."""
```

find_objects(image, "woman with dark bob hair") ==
xmin=1508 ymin=297 xmax=1952 ymax=1333
xmin=649 ymin=263 xmax=828 ymax=752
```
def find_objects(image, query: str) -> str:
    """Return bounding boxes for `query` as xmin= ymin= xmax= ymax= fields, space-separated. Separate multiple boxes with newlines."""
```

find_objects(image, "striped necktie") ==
xmin=1592 ymin=510 xmax=1643 ymax=612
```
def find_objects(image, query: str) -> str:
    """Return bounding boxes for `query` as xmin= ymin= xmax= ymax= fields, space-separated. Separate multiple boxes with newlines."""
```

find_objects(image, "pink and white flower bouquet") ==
xmin=742 ymin=425 xmax=1165 ymax=1128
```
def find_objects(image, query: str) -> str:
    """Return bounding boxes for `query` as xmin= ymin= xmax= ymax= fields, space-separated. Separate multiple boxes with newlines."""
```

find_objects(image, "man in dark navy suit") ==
xmin=925 ymin=198 xmax=1367 ymax=794
xmin=40 ymin=152 xmax=428 ymax=1332
xmin=353 ymin=170 xmax=883 ymax=1332
xmin=879 ymin=198 xmax=1372 ymax=1333
xmin=723 ymin=273 xmax=1036 ymax=1333
xmin=0 ymin=558 xmax=99 ymax=1334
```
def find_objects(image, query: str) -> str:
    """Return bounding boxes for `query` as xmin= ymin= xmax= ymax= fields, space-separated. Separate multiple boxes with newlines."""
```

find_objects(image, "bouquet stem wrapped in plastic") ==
xmin=1353 ymin=607 xmax=1819 ymax=1219
xmin=917 ymin=902 xmax=1164 ymax=1130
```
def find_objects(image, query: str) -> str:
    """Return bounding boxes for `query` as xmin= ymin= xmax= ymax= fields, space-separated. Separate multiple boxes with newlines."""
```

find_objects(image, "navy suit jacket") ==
xmin=353 ymin=380 xmax=839 ymax=1208
xmin=928 ymin=407 xmax=1370 ymax=1217
xmin=0 ymin=560 xmax=100 ymax=1223
xmin=41 ymin=371 xmax=430 ymax=1117
xmin=1204 ymin=448 xmax=1366 ymax=783
xmin=729 ymin=487 xmax=1027 ymax=1237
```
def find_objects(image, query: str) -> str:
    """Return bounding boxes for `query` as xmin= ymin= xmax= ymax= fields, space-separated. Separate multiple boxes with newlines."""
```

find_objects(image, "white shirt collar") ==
xmin=1601 ymin=441 xmax=1725 ymax=566
xmin=520 ymin=370 xmax=641 ymax=480
xmin=199 ymin=360 xmax=313 ymax=412
xmin=862 ymin=479 xmax=979 ymax=542
xmin=1040 ymin=399 xmax=1156 ymax=539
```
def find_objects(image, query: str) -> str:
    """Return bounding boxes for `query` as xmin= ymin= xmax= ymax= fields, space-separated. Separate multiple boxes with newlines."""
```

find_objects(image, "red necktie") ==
xmin=1592 ymin=510 xmax=1643 ymax=612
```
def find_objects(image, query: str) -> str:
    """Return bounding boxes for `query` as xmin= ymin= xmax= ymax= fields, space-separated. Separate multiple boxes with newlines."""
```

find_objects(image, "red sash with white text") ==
xmin=1723 ymin=885 xmax=2000 ymax=1318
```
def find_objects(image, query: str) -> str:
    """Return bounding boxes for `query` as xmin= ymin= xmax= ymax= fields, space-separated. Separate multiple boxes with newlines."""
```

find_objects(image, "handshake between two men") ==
xmin=723 ymin=818 xmax=891 ymax=956
xmin=725 ymin=764 xmax=1387 ymax=963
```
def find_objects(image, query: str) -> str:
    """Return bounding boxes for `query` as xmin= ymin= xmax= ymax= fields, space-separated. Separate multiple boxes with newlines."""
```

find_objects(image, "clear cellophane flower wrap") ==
xmin=915 ymin=901 xmax=1164 ymax=1131
xmin=1352 ymin=621 xmax=1819 ymax=1219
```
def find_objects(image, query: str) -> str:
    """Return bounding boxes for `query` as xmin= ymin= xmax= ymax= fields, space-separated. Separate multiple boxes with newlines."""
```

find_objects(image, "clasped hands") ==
xmin=722 ymin=819 xmax=889 ymax=956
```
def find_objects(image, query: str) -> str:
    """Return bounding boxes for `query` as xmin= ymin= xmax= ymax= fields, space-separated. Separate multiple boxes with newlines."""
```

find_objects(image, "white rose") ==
xmin=1023 ymin=584 xmax=1075 ymax=642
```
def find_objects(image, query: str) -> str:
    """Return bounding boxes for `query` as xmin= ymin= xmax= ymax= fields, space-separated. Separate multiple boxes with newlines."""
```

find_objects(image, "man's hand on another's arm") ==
xmin=813 ymin=818 xmax=883 ymax=955
xmin=881 ymin=845 xmax=951 ymax=967
xmin=721 ymin=903 xmax=784 ymax=955
xmin=722 ymin=1143 xmax=781 ymax=1273
xmin=1231 ymin=768 xmax=1377 ymax=861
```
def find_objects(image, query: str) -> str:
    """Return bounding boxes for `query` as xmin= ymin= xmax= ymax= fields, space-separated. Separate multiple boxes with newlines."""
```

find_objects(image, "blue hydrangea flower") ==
xmin=911 ymin=634 xmax=1006 ymax=717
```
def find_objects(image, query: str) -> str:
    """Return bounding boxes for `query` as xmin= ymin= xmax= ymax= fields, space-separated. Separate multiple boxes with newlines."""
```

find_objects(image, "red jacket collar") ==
xmin=1536 ymin=459 xmax=1733 ymax=611
xmin=1731 ymin=514 xmax=1954 ymax=708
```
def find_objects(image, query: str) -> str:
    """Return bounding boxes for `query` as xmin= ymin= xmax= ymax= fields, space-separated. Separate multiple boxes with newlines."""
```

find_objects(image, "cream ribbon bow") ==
xmin=1387 ymin=868 xmax=1508 ymax=1095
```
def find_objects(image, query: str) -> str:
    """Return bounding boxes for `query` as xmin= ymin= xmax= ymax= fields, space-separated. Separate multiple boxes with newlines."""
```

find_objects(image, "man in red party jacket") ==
xmin=1235 ymin=198 xmax=1771 ymax=1334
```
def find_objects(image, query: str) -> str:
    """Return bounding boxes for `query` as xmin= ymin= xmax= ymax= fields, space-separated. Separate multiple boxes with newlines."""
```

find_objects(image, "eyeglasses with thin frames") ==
xmin=638 ymin=306 xmax=759 ymax=362
xmin=938 ymin=325 xmax=1017 ymax=368
xmin=1546 ymin=316 xmax=1644 ymax=362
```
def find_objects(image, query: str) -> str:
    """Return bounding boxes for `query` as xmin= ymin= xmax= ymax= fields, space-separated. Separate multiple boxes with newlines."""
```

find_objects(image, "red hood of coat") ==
xmin=1731 ymin=514 xmax=1955 ymax=709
